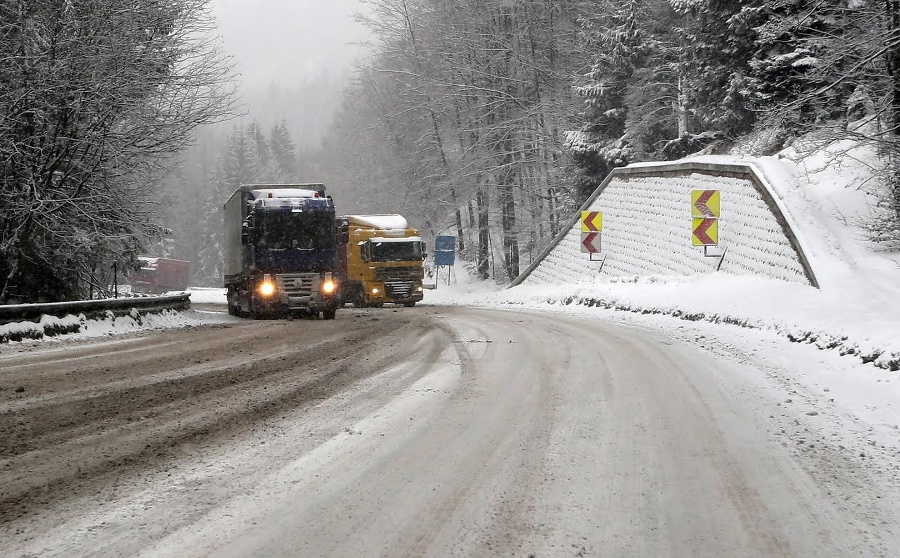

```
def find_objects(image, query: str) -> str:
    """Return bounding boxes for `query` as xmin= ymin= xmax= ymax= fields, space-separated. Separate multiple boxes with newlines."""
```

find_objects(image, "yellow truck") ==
xmin=336 ymin=214 xmax=426 ymax=307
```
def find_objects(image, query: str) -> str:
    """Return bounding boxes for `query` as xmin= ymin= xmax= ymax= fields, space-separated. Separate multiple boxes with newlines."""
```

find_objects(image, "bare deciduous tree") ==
xmin=0 ymin=0 xmax=237 ymax=302
xmin=324 ymin=0 xmax=586 ymax=281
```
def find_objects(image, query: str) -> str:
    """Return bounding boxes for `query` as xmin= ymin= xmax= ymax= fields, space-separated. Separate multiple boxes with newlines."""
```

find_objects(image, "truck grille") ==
xmin=277 ymin=273 xmax=316 ymax=297
xmin=385 ymin=281 xmax=413 ymax=298
xmin=375 ymin=267 xmax=421 ymax=282
xmin=375 ymin=267 xmax=421 ymax=300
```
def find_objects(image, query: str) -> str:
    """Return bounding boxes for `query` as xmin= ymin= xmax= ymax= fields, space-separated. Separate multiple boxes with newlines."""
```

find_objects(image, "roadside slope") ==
xmin=451 ymin=146 xmax=900 ymax=371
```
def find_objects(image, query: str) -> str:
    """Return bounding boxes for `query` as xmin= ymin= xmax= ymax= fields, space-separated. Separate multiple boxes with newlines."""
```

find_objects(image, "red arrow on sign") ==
xmin=694 ymin=190 xmax=717 ymax=217
xmin=693 ymin=218 xmax=716 ymax=245
xmin=581 ymin=232 xmax=601 ymax=253
xmin=582 ymin=211 xmax=601 ymax=231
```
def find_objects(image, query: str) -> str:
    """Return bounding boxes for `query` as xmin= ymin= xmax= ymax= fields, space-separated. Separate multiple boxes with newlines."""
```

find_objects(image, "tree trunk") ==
xmin=889 ymin=0 xmax=900 ymax=132
xmin=499 ymin=135 xmax=520 ymax=280
xmin=476 ymin=185 xmax=490 ymax=279
xmin=497 ymin=3 xmax=520 ymax=280
xmin=887 ymin=0 xmax=900 ymax=226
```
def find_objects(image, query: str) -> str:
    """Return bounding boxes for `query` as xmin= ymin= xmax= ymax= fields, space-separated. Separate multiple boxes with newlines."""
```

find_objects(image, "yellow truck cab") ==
xmin=337 ymin=214 xmax=426 ymax=307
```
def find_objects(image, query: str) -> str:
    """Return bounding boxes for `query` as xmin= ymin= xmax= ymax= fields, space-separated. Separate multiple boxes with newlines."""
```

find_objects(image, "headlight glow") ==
xmin=259 ymin=280 xmax=276 ymax=297
xmin=371 ymin=287 xmax=380 ymax=295
xmin=322 ymin=279 xmax=336 ymax=294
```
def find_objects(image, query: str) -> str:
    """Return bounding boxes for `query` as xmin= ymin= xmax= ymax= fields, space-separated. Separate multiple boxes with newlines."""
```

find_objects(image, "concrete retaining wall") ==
xmin=512 ymin=161 xmax=818 ymax=288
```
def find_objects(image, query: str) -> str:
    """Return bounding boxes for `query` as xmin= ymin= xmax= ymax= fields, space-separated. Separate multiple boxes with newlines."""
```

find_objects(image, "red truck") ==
xmin=130 ymin=257 xmax=190 ymax=294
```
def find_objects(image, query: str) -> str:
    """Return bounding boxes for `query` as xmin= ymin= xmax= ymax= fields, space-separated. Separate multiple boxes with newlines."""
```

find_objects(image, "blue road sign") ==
xmin=434 ymin=235 xmax=456 ymax=266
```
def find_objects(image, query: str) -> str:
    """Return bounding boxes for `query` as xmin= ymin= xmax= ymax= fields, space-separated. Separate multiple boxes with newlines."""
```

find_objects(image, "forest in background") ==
xmin=157 ymin=72 xmax=347 ymax=286
xmin=4 ymin=0 xmax=900 ymax=300
xmin=311 ymin=0 xmax=900 ymax=283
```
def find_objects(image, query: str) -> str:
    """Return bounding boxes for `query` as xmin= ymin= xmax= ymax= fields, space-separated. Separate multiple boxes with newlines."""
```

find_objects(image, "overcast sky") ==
xmin=208 ymin=0 xmax=372 ymax=90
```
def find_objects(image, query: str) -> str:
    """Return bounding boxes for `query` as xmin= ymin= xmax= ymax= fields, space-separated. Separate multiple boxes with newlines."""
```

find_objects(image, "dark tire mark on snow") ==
xmin=0 ymin=310 xmax=438 ymax=524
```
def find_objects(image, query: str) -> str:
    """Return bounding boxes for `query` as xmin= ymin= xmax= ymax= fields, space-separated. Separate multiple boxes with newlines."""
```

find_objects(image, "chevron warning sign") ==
xmin=581 ymin=232 xmax=601 ymax=253
xmin=580 ymin=211 xmax=603 ymax=232
xmin=691 ymin=190 xmax=720 ymax=218
xmin=692 ymin=217 xmax=719 ymax=246
xmin=691 ymin=190 xmax=720 ymax=246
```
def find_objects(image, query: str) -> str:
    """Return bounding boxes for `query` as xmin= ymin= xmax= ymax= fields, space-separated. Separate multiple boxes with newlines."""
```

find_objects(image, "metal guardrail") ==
xmin=0 ymin=293 xmax=192 ymax=327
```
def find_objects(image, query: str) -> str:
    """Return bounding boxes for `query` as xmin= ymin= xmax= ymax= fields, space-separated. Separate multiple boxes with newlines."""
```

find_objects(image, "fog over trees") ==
xmin=3 ymin=0 xmax=899 ymax=300
xmin=156 ymin=72 xmax=345 ymax=287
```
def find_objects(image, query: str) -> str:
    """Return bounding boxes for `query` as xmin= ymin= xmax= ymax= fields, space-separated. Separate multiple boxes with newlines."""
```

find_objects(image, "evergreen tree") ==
xmin=246 ymin=121 xmax=275 ymax=182
xmin=221 ymin=125 xmax=263 ymax=190
xmin=572 ymin=0 xmax=760 ymax=185
xmin=194 ymin=126 xmax=262 ymax=285
xmin=622 ymin=4 xmax=689 ymax=161
xmin=676 ymin=0 xmax=757 ymax=142
xmin=747 ymin=0 xmax=853 ymax=138
xmin=568 ymin=0 xmax=649 ymax=199
xmin=270 ymin=120 xmax=298 ymax=182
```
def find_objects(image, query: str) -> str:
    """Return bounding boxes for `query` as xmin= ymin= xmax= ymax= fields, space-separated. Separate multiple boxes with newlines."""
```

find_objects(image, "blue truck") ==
xmin=223 ymin=184 xmax=339 ymax=319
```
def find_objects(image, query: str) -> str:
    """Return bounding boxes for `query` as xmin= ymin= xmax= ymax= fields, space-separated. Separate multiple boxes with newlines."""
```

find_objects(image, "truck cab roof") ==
xmin=369 ymin=236 xmax=424 ymax=243
xmin=252 ymin=196 xmax=333 ymax=211
xmin=250 ymin=187 xmax=324 ymax=200
xmin=343 ymin=214 xmax=409 ymax=230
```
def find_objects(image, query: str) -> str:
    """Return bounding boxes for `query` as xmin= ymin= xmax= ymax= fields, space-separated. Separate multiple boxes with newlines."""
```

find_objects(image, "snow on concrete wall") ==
xmin=518 ymin=162 xmax=815 ymax=287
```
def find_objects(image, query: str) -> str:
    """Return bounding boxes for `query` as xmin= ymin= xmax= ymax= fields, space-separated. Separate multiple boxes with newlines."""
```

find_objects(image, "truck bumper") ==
xmin=284 ymin=295 xmax=335 ymax=311
xmin=367 ymin=282 xmax=424 ymax=305
xmin=254 ymin=294 xmax=337 ymax=315
xmin=228 ymin=272 xmax=339 ymax=317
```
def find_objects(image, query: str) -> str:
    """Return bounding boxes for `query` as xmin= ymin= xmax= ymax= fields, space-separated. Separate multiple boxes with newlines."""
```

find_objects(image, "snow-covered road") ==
xmin=2 ymin=305 xmax=896 ymax=557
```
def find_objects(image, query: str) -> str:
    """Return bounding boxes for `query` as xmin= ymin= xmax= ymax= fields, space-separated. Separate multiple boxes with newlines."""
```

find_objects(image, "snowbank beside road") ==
xmin=0 ymin=309 xmax=229 ymax=347
xmin=0 ymin=290 xmax=230 ymax=346
xmin=460 ymin=273 xmax=900 ymax=370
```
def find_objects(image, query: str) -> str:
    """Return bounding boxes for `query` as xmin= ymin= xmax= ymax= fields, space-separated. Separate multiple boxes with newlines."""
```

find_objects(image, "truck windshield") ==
xmin=256 ymin=212 xmax=335 ymax=250
xmin=370 ymin=241 xmax=423 ymax=262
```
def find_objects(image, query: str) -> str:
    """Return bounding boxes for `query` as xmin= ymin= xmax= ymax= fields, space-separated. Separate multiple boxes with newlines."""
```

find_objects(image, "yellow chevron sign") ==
xmin=692 ymin=217 xmax=719 ymax=246
xmin=580 ymin=211 xmax=603 ymax=232
xmin=691 ymin=190 xmax=720 ymax=218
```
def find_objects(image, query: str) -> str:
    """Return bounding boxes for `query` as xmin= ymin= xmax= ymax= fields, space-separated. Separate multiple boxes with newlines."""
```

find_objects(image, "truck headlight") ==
xmin=321 ymin=279 xmax=336 ymax=294
xmin=259 ymin=276 xmax=276 ymax=297
xmin=371 ymin=287 xmax=380 ymax=295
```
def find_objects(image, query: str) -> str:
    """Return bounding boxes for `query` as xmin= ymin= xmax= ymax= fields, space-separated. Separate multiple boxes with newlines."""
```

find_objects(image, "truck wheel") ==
xmin=403 ymin=302 xmax=416 ymax=307
xmin=322 ymin=308 xmax=336 ymax=320
xmin=248 ymin=297 xmax=261 ymax=319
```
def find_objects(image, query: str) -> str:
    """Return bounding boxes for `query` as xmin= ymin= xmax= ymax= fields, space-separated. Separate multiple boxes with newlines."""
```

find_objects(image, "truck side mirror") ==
xmin=241 ymin=222 xmax=250 ymax=245
xmin=358 ymin=241 xmax=368 ymax=262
